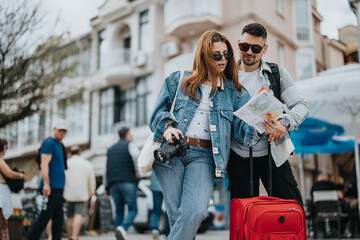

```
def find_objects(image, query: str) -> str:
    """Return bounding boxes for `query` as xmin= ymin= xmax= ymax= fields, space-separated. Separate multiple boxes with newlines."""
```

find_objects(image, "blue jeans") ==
xmin=150 ymin=191 xmax=163 ymax=231
xmin=153 ymin=145 xmax=215 ymax=240
xmin=26 ymin=189 xmax=64 ymax=240
xmin=109 ymin=182 xmax=137 ymax=232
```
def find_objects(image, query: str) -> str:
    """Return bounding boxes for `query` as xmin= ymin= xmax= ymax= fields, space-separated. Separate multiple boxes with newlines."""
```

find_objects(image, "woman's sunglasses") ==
xmin=212 ymin=52 xmax=233 ymax=61
xmin=239 ymin=42 xmax=265 ymax=54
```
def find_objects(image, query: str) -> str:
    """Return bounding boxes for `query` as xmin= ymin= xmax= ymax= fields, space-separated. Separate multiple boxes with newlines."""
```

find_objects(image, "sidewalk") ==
xmin=65 ymin=230 xmax=360 ymax=240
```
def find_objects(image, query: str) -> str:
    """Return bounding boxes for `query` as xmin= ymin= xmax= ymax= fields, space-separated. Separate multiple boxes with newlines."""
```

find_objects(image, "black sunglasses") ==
xmin=239 ymin=42 xmax=265 ymax=54
xmin=212 ymin=52 xmax=233 ymax=61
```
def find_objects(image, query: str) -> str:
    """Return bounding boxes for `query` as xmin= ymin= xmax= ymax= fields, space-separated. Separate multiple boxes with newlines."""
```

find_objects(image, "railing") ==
xmin=164 ymin=0 xmax=222 ymax=28
xmin=99 ymin=48 xmax=132 ymax=69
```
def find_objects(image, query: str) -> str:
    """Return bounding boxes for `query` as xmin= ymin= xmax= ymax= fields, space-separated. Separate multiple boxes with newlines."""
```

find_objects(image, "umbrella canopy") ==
xmin=296 ymin=64 xmax=360 ymax=221
xmin=292 ymin=118 xmax=352 ymax=154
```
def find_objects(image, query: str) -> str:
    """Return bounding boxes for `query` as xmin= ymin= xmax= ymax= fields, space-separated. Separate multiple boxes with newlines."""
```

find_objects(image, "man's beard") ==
xmin=242 ymin=55 xmax=261 ymax=66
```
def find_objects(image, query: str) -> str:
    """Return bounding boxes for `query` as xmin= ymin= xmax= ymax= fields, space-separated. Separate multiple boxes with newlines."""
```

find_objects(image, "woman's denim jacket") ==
xmin=149 ymin=71 xmax=254 ymax=178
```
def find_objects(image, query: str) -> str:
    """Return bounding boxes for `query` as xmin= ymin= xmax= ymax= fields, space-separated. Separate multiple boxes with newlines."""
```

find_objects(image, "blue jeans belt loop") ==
xmin=184 ymin=137 xmax=212 ymax=148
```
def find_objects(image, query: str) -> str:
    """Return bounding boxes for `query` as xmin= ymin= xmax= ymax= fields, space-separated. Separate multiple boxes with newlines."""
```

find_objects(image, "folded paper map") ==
xmin=234 ymin=87 xmax=287 ymax=134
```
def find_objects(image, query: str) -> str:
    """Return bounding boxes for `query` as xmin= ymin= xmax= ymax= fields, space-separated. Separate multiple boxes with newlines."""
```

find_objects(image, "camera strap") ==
xmin=169 ymin=70 xmax=184 ymax=118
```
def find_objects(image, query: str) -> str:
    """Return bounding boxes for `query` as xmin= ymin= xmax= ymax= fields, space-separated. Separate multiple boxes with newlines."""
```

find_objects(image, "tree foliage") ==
xmin=0 ymin=1 xmax=75 ymax=129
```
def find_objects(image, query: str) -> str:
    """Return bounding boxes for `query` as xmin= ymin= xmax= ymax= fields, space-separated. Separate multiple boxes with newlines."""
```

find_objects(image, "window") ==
xmin=98 ymin=29 xmax=106 ymax=69
xmin=99 ymin=88 xmax=115 ymax=135
xmin=276 ymin=0 xmax=283 ymax=14
xmin=59 ymin=94 xmax=84 ymax=136
xmin=296 ymin=49 xmax=315 ymax=80
xmin=119 ymin=76 xmax=150 ymax=126
xmin=277 ymin=43 xmax=284 ymax=66
xmin=38 ymin=111 xmax=46 ymax=141
xmin=80 ymin=48 xmax=90 ymax=74
xmin=26 ymin=116 xmax=36 ymax=145
xmin=3 ymin=123 xmax=18 ymax=149
xmin=136 ymin=77 xmax=149 ymax=126
xmin=139 ymin=10 xmax=151 ymax=53
xmin=293 ymin=0 xmax=312 ymax=43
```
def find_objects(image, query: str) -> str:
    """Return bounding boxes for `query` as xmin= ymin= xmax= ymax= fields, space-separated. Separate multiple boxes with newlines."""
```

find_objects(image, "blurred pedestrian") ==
xmin=27 ymin=119 xmax=69 ymax=240
xmin=149 ymin=170 xmax=164 ymax=240
xmin=105 ymin=127 xmax=139 ymax=240
xmin=64 ymin=145 xmax=96 ymax=240
xmin=149 ymin=30 xmax=253 ymax=240
xmin=0 ymin=138 xmax=26 ymax=240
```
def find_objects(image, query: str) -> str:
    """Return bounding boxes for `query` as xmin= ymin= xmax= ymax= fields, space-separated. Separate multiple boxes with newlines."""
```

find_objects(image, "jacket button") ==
xmin=209 ymin=101 xmax=213 ymax=107
xmin=184 ymin=119 xmax=188 ymax=122
xmin=210 ymin=125 xmax=216 ymax=131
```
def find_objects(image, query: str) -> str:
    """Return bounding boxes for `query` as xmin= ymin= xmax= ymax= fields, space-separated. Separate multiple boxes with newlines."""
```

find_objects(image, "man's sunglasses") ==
xmin=239 ymin=42 xmax=265 ymax=54
xmin=212 ymin=52 xmax=233 ymax=61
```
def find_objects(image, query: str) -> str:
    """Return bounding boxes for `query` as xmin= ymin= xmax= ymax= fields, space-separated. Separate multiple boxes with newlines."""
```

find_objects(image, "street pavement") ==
xmin=64 ymin=229 xmax=360 ymax=240
xmin=63 ymin=230 xmax=228 ymax=240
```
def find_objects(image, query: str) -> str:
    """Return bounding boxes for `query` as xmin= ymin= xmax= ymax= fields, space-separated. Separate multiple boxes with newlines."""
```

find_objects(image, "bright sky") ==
xmin=317 ymin=0 xmax=358 ymax=39
xmin=42 ymin=0 xmax=358 ymax=40
xmin=41 ymin=0 xmax=105 ymax=38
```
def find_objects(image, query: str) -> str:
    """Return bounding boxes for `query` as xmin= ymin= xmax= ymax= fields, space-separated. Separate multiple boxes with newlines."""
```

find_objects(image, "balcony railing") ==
xmin=100 ymin=48 xmax=132 ymax=69
xmin=164 ymin=0 xmax=222 ymax=30
xmin=99 ymin=48 xmax=147 ymax=70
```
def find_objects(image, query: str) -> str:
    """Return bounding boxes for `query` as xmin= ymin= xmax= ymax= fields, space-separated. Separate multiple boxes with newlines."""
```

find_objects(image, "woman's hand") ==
xmin=163 ymin=126 xmax=183 ymax=143
xmin=263 ymin=119 xmax=287 ymax=144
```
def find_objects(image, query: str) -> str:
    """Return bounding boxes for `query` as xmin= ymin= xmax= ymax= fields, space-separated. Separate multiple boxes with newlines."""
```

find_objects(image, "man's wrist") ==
xmin=279 ymin=118 xmax=290 ymax=129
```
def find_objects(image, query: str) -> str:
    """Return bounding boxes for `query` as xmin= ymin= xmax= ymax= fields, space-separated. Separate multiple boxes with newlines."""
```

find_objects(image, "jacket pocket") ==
xmin=174 ymin=100 xmax=186 ymax=112
xmin=221 ymin=110 xmax=233 ymax=137
xmin=221 ymin=110 xmax=233 ymax=122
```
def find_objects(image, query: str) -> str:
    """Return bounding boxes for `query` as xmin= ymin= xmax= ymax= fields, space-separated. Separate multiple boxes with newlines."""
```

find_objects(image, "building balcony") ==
xmin=164 ymin=0 xmax=223 ymax=38
xmin=96 ymin=48 xmax=148 ymax=85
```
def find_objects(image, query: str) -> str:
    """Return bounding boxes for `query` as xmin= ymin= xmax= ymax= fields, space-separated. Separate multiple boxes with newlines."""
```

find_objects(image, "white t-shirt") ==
xmin=185 ymin=84 xmax=211 ymax=140
xmin=231 ymin=69 xmax=268 ymax=157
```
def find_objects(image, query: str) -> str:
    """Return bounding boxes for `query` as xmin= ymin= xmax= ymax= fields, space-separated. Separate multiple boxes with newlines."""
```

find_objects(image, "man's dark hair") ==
xmin=0 ymin=138 xmax=8 ymax=152
xmin=118 ymin=127 xmax=130 ymax=139
xmin=70 ymin=145 xmax=81 ymax=155
xmin=242 ymin=23 xmax=267 ymax=40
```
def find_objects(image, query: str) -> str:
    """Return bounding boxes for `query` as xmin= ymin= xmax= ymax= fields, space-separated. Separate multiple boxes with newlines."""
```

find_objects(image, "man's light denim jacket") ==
xmin=149 ymin=71 xmax=254 ymax=178
xmin=233 ymin=60 xmax=309 ymax=167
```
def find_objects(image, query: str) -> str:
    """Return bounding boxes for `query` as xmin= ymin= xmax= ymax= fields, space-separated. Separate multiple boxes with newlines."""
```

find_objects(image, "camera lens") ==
xmin=154 ymin=149 xmax=165 ymax=162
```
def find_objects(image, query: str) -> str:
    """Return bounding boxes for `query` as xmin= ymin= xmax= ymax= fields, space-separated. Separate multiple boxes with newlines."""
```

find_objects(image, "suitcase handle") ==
xmin=255 ymin=196 xmax=280 ymax=201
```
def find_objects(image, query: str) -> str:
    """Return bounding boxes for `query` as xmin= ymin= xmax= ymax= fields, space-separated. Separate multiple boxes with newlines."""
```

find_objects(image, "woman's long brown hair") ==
xmin=183 ymin=30 xmax=244 ymax=100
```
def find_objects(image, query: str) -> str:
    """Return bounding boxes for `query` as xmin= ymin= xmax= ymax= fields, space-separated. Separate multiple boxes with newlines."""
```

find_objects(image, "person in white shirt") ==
xmin=64 ymin=146 xmax=95 ymax=240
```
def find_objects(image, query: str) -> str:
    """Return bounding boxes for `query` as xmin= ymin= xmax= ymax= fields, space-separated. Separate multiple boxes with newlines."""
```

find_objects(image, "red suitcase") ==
xmin=229 ymin=144 xmax=307 ymax=240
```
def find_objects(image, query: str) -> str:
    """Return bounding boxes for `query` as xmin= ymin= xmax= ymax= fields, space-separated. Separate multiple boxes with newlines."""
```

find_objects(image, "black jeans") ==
xmin=26 ymin=189 xmax=64 ymax=240
xmin=227 ymin=149 xmax=303 ymax=205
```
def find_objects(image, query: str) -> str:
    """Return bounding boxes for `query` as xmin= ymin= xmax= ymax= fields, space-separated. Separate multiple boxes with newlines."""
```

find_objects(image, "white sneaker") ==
xmin=151 ymin=229 xmax=160 ymax=240
xmin=115 ymin=226 xmax=128 ymax=240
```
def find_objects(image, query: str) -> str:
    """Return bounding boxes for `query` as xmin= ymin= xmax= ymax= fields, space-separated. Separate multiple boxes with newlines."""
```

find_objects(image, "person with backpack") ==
xmin=227 ymin=23 xmax=309 ymax=204
xmin=0 ymin=138 xmax=26 ymax=240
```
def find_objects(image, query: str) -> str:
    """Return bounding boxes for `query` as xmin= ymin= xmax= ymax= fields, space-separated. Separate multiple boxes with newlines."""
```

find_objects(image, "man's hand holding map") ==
xmin=234 ymin=87 xmax=287 ymax=134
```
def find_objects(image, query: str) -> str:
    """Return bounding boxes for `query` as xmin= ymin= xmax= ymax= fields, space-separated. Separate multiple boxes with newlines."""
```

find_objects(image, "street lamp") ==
xmin=349 ymin=0 xmax=360 ymax=63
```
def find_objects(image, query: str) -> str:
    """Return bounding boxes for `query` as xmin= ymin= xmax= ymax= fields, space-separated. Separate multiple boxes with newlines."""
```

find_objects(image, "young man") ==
xmin=227 ymin=23 xmax=309 ymax=204
xmin=27 ymin=119 xmax=69 ymax=240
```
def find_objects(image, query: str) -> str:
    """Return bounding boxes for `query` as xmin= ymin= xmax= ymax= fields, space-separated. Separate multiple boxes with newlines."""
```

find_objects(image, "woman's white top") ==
xmin=185 ymin=84 xmax=212 ymax=140
xmin=0 ymin=184 xmax=13 ymax=219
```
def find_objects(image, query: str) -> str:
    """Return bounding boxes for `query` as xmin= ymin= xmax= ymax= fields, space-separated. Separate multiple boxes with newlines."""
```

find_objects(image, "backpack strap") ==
xmin=265 ymin=62 xmax=281 ymax=102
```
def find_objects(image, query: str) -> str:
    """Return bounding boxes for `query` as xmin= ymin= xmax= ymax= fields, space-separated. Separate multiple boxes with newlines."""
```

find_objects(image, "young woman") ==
xmin=0 ymin=138 xmax=26 ymax=240
xmin=149 ymin=30 xmax=254 ymax=240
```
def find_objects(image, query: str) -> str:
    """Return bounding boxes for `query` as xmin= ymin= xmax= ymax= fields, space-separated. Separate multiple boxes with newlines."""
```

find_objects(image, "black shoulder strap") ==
xmin=265 ymin=62 xmax=281 ymax=102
